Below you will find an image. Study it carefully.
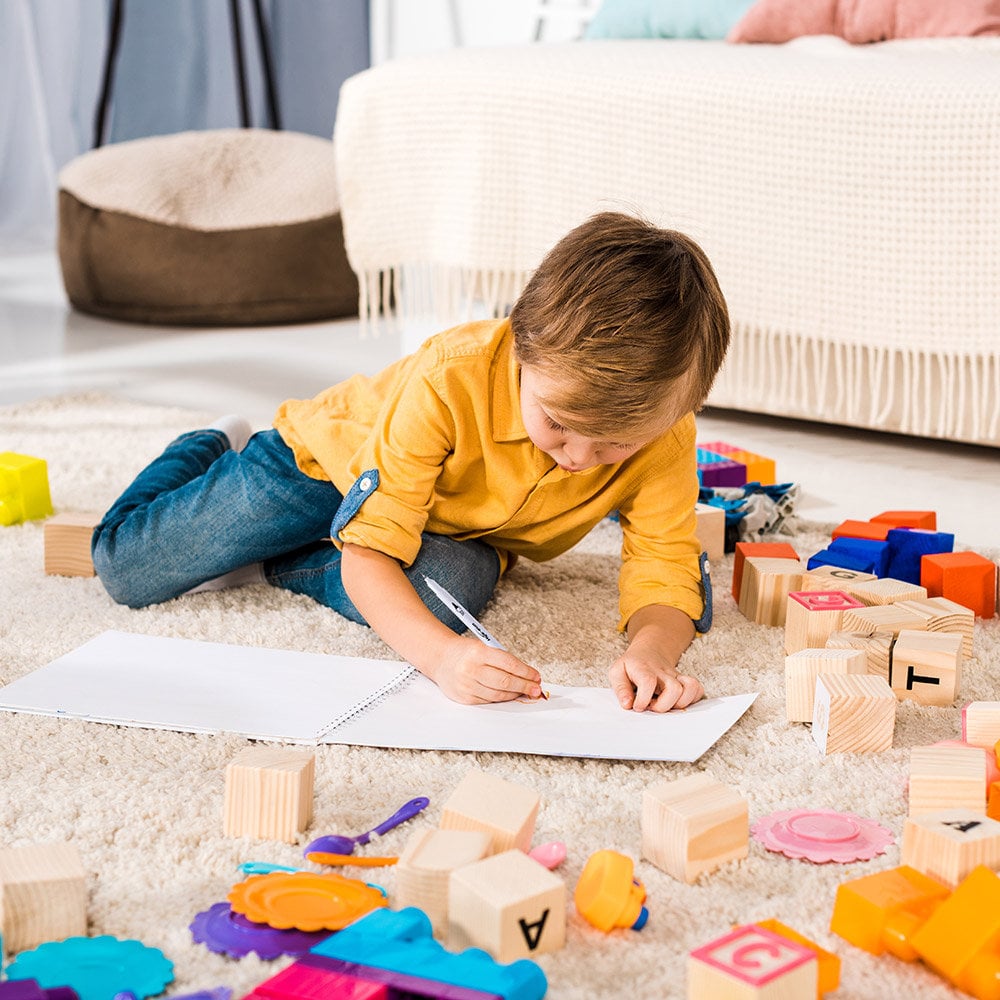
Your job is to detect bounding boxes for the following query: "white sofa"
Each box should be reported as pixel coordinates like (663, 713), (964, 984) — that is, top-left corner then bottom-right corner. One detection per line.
(333, 36), (1000, 447)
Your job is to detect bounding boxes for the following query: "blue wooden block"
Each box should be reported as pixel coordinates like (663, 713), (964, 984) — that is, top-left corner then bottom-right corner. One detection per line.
(885, 528), (955, 585)
(828, 536), (890, 577)
(309, 908), (547, 1000)
(807, 548), (877, 574)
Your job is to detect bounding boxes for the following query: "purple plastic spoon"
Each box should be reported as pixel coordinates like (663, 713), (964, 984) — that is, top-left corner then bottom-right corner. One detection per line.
(304, 796), (429, 857)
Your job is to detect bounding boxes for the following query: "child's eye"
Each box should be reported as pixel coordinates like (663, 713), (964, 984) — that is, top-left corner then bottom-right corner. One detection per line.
(546, 416), (567, 432)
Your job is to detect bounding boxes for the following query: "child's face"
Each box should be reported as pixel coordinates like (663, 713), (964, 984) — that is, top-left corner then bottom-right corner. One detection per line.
(519, 366), (649, 472)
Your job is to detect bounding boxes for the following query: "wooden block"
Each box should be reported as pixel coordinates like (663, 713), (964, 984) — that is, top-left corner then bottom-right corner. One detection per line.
(695, 502), (726, 562)
(0, 841), (87, 952)
(223, 747), (315, 842)
(753, 919), (841, 996)
(963, 702), (1000, 749)
(824, 630), (894, 683)
(0, 452), (53, 525)
(812, 674), (895, 754)
(688, 923), (818, 1000)
(922, 551), (998, 619)
(731, 542), (799, 603)
(871, 510), (937, 530)
(901, 809), (1000, 888)
(840, 603), (925, 637)
(440, 770), (539, 854)
(43, 511), (100, 576)
(890, 629), (962, 707)
(738, 557), (804, 627)
(895, 597), (975, 658)
(448, 849), (565, 962)
(908, 745), (986, 816)
(801, 565), (877, 598)
(850, 578), (927, 607)
(395, 828), (492, 938)
(641, 772), (748, 883)
(784, 647), (867, 723)
(783, 590), (865, 654)
(990, 782), (1000, 821)
(831, 519), (891, 541)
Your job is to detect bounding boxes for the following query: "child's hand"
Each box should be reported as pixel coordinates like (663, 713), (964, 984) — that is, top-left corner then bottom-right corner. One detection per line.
(609, 646), (704, 713)
(433, 634), (544, 705)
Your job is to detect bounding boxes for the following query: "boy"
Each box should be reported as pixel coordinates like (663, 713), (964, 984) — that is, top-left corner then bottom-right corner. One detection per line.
(92, 211), (730, 712)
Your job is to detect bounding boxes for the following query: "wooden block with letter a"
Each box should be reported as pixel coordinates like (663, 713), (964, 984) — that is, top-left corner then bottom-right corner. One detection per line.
(43, 511), (99, 576)
(812, 673), (895, 754)
(448, 848), (566, 962)
(784, 590), (865, 654)
(908, 745), (986, 816)
(785, 647), (866, 723)
(641, 772), (748, 883)
(901, 809), (1000, 888)
(738, 557), (804, 627)
(890, 629), (962, 707)
(687, 923), (818, 1000)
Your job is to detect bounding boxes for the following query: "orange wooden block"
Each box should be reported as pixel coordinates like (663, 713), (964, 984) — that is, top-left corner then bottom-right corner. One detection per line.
(921, 551), (998, 619)
(871, 510), (937, 530)
(831, 519), (891, 542)
(829, 864), (950, 961)
(910, 865), (1000, 995)
(731, 541), (799, 602)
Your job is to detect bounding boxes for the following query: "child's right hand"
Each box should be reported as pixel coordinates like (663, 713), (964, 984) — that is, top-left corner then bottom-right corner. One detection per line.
(432, 634), (544, 705)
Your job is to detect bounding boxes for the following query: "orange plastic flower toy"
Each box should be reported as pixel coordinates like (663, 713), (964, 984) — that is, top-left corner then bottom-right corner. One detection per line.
(574, 850), (648, 932)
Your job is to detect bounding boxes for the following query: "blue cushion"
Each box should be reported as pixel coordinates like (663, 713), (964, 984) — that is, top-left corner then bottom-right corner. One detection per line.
(584, 0), (755, 39)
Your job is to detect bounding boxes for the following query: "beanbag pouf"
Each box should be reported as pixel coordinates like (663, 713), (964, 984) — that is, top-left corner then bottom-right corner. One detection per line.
(57, 129), (358, 326)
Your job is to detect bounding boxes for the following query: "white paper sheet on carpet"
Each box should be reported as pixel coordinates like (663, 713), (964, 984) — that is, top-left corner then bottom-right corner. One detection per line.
(0, 630), (756, 761)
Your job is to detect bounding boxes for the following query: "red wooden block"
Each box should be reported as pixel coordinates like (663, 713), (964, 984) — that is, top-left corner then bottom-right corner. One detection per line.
(921, 551), (998, 619)
(732, 541), (799, 603)
(831, 520), (891, 542)
(871, 510), (937, 530)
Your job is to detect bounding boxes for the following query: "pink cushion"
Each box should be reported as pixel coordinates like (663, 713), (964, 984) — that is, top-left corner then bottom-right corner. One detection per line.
(728, 0), (1000, 43)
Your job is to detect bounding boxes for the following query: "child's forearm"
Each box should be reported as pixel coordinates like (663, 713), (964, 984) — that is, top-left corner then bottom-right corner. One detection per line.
(625, 604), (695, 668)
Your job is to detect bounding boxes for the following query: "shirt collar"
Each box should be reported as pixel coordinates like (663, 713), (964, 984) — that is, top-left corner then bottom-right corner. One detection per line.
(491, 320), (528, 442)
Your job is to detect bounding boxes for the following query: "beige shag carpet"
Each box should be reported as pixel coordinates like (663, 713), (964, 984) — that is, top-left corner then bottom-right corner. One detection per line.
(1, 393), (996, 999)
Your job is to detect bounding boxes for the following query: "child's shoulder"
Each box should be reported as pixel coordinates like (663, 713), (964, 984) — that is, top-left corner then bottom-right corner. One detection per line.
(421, 318), (511, 363)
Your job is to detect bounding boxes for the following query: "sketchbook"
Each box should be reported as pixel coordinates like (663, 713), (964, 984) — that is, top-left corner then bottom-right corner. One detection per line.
(0, 631), (757, 763)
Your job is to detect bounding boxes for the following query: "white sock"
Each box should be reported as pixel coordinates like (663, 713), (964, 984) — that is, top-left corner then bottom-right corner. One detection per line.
(186, 562), (266, 594)
(209, 414), (253, 453)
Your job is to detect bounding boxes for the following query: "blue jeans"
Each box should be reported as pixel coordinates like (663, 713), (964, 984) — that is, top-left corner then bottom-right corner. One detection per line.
(91, 428), (501, 633)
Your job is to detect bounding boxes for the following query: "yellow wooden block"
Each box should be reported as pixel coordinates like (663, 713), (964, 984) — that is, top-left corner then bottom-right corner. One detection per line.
(812, 673), (895, 754)
(641, 772), (748, 883)
(908, 745), (986, 816)
(440, 769), (540, 854)
(448, 849), (565, 962)
(0, 841), (87, 952)
(902, 809), (1000, 888)
(223, 747), (315, 842)
(784, 647), (867, 723)
(890, 629), (963, 707)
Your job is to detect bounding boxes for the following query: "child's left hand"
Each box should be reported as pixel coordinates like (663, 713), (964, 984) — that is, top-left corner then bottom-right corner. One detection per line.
(609, 649), (704, 712)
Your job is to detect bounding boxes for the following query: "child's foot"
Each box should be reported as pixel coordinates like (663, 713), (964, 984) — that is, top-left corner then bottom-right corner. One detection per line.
(210, 414), (253, 453)
(186, 562), (266, 594)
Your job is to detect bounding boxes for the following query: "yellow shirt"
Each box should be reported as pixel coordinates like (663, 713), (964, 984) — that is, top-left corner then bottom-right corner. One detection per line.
(273, 318), (703, 629)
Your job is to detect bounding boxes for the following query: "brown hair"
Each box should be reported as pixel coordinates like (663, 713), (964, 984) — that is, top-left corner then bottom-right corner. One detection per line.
(509, 211), (730, 438)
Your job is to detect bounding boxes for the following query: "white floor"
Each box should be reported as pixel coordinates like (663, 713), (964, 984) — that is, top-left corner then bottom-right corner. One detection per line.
(2, 249), (997, 551)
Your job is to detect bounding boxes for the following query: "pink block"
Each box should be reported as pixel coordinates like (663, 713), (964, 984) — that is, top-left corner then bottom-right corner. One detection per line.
(247, 962), (389, 1000)
(691, 924), (815, 986)
(788, 590), (864, 612)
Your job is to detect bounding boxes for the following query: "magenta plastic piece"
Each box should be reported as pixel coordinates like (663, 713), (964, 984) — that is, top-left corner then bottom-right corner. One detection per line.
(752, 808), (894, 863)
(301, 955), (503, 999)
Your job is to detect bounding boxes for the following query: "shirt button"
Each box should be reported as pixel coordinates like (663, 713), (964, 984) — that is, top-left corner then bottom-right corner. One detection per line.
(359, 477), (372, 492)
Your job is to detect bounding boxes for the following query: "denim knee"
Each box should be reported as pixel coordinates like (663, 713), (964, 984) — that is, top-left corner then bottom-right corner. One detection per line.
(91, 523), (171, 608)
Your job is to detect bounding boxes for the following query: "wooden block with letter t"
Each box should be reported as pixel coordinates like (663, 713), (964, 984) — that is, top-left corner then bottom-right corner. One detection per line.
(641, 772), (748, 883)
(908, 744), (986, 816)
(901, 809), (1000, 888)
(812, 673), (895, 754)
(825, 629), (894, 683)
(448, 848), (566, 962)
(890, 629), (962, 707)
(43, 511), (99, 576)
(785, 647), (867, 723)
(687, 923), (818, 1000)
(784, 590), (865, 654)
(738, 557), (804, 627)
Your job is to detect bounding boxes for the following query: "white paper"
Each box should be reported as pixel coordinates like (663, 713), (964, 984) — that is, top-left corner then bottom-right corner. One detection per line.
(0, 631), (757, 762)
